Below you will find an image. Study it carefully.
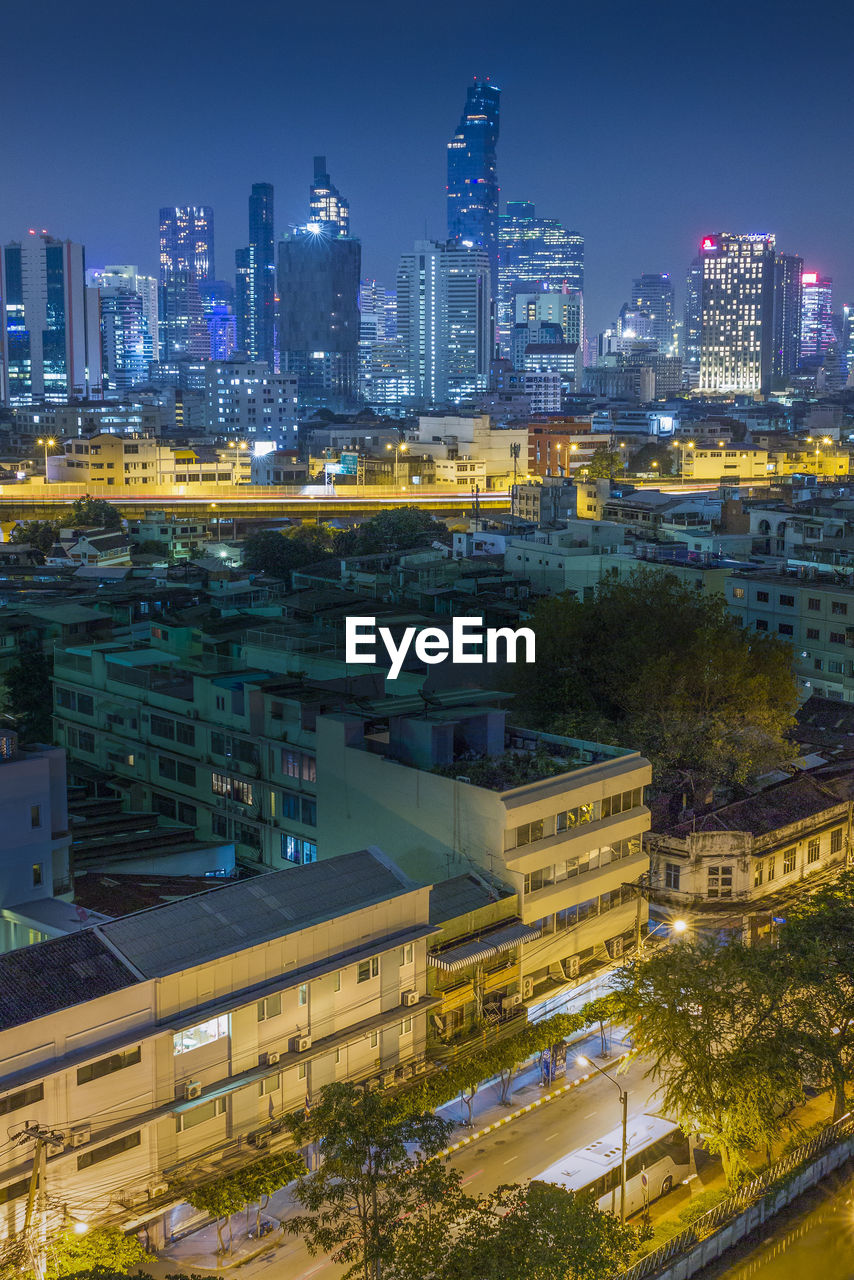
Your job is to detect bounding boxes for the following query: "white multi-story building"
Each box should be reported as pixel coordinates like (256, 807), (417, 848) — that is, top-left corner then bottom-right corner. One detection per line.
(396, 241), (491, 406)
(205, 359), (298, 445)
(524, 372), (562, 414)
(698, 233), (777, 395)
(406, 414), (526, 489)
(87, 266), (160, 364)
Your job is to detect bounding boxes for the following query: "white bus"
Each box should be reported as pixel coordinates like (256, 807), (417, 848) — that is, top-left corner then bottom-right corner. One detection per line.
(533, 1113), (692, 1218)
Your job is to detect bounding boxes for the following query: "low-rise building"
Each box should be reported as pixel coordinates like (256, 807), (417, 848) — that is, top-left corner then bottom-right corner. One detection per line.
(527, 418), (596, 479)
(677, 444), (769, 482)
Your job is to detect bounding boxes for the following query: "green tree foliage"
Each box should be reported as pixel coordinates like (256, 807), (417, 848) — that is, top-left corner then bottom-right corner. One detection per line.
(580, 446), (625, 480)
(512, 572), (798, 791)
(284, 1081), (457, 1280)
(778, 870), (854, 1119)
(335, 508), (449, 556)
(41, 1227), (147, 1279)
(179, 1151), (304, 1254)
(613, 939), (801, 1186)
(4, 644), (53, 742)
(9, 520), (61, 553)
(68, 497), (122, 530)
(241, 525), (335, 580)
(629, 442), (675, 476)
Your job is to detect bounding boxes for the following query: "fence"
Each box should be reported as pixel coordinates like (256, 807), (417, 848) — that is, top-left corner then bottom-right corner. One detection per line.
(613, 1111), (854, 1280)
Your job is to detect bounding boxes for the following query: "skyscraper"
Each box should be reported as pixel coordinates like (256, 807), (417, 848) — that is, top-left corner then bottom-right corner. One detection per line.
(683, 256), (703, 377)
(309, 157), (349, 237)
(0, 233), (92, 405)
(96, 290), (154, 397)
(397, 241), (491, 406)
(771, 253), (803, 381)
(87, 265), (160, 363)
(800, 272), (834, 368)
(199, 280), (238, 362)
(278, 160), (359, 407)
(497, 202), (584, 352)
(158, 206), (213, 362)
(698, 233), (777, 395)
(235, 184), (276, 366)
(630, 273), (676, 353)
(447, 79), (500, 300)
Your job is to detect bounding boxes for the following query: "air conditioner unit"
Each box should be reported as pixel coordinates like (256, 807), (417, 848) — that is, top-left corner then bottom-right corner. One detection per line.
(566, 955), (580, 979)
(247, 1131), (269, 1150)
(396, 1064), (413, 1081)
(124, 1189), (150, 1207)
(401, 990), (419, 1007)
(291, 1035), (312, 1053)
(148, 1181), (169, 1199)
(184, 1081), (203, 1100)
(413, 1061), (429, 1075)
(607, 937), (624, 960)
(69, 1125), (90, 1148)
(502, 994), (523, 1012)
(522, 978), (534, 1000)
(381, 1070), (396, 1088)
(259, 1050), (280, 1067)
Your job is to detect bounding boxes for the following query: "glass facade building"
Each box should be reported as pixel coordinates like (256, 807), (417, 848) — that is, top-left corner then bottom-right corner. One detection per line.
(630, 273), (676, 354)
(447, 79), (501, 301)
(235, 184), (276, 366)
(309, 157), (349, 237)
(771, 253), (803, 381)
(800, 272), (834, 368)
(497, 202), (583, 354)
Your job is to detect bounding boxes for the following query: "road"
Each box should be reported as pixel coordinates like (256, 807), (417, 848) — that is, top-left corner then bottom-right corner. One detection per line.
(150, 1054), (660, 1280)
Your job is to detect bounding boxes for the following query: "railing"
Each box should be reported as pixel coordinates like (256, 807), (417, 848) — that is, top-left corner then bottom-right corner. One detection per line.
(613, 1112), (854, 1280)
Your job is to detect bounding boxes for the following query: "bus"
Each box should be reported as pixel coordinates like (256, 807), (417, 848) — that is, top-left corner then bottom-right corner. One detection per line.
(533, 1113), (693, 1218)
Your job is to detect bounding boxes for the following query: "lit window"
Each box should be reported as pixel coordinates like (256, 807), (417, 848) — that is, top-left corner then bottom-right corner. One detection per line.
(173, 1015), (230, 1055)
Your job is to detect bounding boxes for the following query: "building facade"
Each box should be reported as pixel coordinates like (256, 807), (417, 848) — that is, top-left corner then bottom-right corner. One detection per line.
(447, 78), (501, 301)
(235, 184), (276, 367)
(800, 272), (834, 368)
(630, 273), (675, 354)
(204, 359), (298, 443)
(497, 202), (583, 352)
(698, 233), (777, 396)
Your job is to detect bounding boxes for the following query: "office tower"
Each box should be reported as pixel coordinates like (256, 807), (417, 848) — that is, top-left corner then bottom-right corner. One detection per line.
(497, 202), (584, 351)
(87, 266), (160, 362)
(397, 241), (491, 405)
(513, 290), (582, 348)
(800, 272), (834, 368)
(683, 256), (702, 374)
(0, 233), (92, 405)
(698, 233), (777, 395)
(235, 184), (276, 365)
(97, 289), (154, 397)
(309, 157), (349, 237)
(843, 305), (854, 385)
(511, 320), (564, 371)
(199, 280), (237, 361)
(158, 272), (208, 361)
(447, 78), (501, 300)
(359, 279), (397, 342)
(630, 273), (676, 353)
(158, 206), (214, 283)
(358, 280), (407, 405)
(771, 253), (803, 381)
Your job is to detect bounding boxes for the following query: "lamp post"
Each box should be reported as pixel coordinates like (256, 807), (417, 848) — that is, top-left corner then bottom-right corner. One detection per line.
(639, 916), (687, 955)
(385, 440), (407, 488)
(576, 1056), (628, 1223)
(36, 437), (56, 483)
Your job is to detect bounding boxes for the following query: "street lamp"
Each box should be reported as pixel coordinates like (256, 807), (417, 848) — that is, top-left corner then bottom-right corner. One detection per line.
(639, 917), (687, 955)
(385, 440), (408, 488)
(36, 437), (56, 483)
(577, 1055), (628, 1223)
(209, 503), (220, 541)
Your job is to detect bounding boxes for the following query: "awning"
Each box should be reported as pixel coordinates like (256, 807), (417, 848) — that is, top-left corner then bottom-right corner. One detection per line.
(428, 921), (541, 973)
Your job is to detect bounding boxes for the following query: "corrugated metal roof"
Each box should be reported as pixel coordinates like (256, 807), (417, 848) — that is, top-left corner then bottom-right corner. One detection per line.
(428, 921), (541, 972)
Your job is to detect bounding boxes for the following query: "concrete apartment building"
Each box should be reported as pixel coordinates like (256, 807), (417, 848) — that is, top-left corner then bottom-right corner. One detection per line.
(647, 770), (853, 943)
(316, 707), (652, 1016)
(405, 415), (527, 490)
(677, 444), (770, 482)
(725, 571), (854, 701)
(0, 850), (435, 1246)
(46, 435), (252, 486)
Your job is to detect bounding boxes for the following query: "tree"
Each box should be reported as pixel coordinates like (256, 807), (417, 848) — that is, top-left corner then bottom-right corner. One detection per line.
(629, 442), (675, 476)
(613, 938), (801, 1185)
(511, 572), (798, 793)
(284, 1081), (457, 1280)
(182, 1173), (246, 1256)
(41, 1227), (146, 1279)
(179, 1151), (303, 1254)
(434, 1181), (639, 1280)
(580, 446), (624, 481)
(67, 497), (121, 531)
(240, 1151), (305, 1231)
(340, 508), (449, 556)
(779, 871), (854, 1119)
(242, 526), (335, 581)
(4, 645), (53, 742)
(9, 520), (60, 554)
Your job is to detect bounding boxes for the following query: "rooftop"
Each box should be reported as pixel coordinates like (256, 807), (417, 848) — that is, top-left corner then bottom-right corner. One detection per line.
(670, 770), (854, 838)
(0, 931), (138, 1032)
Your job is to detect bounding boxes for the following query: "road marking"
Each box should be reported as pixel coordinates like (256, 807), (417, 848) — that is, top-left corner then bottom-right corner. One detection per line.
(545, 1131), (560, 1140)
(503, 1156), (517, 1164)
(583, 1111), (597, 1118)
(461, 1169), (483, 1185)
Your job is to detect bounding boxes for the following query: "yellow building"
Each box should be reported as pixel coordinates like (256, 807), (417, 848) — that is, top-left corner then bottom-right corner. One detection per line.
(677, 443), (769, 481)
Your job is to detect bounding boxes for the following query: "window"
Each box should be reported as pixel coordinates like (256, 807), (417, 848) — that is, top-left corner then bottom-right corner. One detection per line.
(556, 802), (598, 831)
(358, 957), (380, 983)
(30, 806), (41, 829)
(832, 602), (848, 615)
(298, 1062), (307, 1080)
(778, 624), (794, 636)
(258, 1074), (279, 1097)
(783, 848), (796, 874)
(664, 862), (680, 891)
(159, 756), (196, 786)
(829, 632), (846, 644)
(830, 827), (843, 854)
(807, 628), (821, 640)
(829, 660), (844, 674)
(779, 594), (795, 607)
(176, 1097), (226, 1131)
(707, 865), (733, 898)
(282, 835), (316, 864)
(176, 722), (196, 747)
(807, 598), (821, 611)
(257, 994), (281, 1022)
(807, 837), (820, 864)
(732, 587), (745, 599)
(173, 1015), (229, 1055)
(211, 773), (253, 805)
(280, 791), (300, 820)
(150, 714), (175, 740)
(755, 620), (768, 632)
(400, 1017), (412, 1036)
(32, 864), (43, 888)
(78, 1046), (141, 1085)
(301, 798), (317, 826)
(0, 1177), (32, 1206)
(401, 943), (414, 965)
(756, 590), (769, 603)
(298, 983), (308, 1006)
(754, 861), (764, 888)
(515, 818), (544, 847)
(370, 1030), (379, 1049)
(77, 1131), (141, 1170)
(334, 971), (341, 991)
(0, 1083), (44, 1116)
(814, 658), (824, 671)
(766, 856), (775, 881)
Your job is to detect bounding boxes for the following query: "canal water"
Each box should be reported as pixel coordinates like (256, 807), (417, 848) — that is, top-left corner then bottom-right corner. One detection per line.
(704, 1160), (854, 1280)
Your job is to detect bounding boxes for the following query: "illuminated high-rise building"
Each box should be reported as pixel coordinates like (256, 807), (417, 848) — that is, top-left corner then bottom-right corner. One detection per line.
(771, 253), (803, 381)
(497, 202), (583, 352)
(630, 273), (676, 353)
(235, 183), (276, 366)
(87, 265), (160, 363)
(397, 240), (491, 405)
(0, 233), (92, 405)
(800, 272), (834, 368)
(698, 233), (777, 395)
(683, 256), (702, 375)
(513, 291), (582, 347)
(96, 290), (154, 397)
(309, 157), (349, 237)
(199, 280), (237, 362)
(158, 206), (213, 361)
(447, 79), (500, 300)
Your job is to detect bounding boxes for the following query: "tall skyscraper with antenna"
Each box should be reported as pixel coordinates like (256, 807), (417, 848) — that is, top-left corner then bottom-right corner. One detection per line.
(447, 78), (500, 302)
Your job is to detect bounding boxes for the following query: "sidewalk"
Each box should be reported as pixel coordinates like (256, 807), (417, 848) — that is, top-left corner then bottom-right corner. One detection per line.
(153, 1025), (631, 1275)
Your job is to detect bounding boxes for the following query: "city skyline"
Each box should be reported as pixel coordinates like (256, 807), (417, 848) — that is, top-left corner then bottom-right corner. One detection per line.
(3, 0), (853, 335)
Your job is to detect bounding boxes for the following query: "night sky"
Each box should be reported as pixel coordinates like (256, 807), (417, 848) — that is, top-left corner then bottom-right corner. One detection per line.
(4, 0), (853, 333)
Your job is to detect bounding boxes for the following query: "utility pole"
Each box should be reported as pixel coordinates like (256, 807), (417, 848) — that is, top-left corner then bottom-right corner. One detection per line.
(13, 1122), (65, 1280)
(510, 442), (520, 520)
